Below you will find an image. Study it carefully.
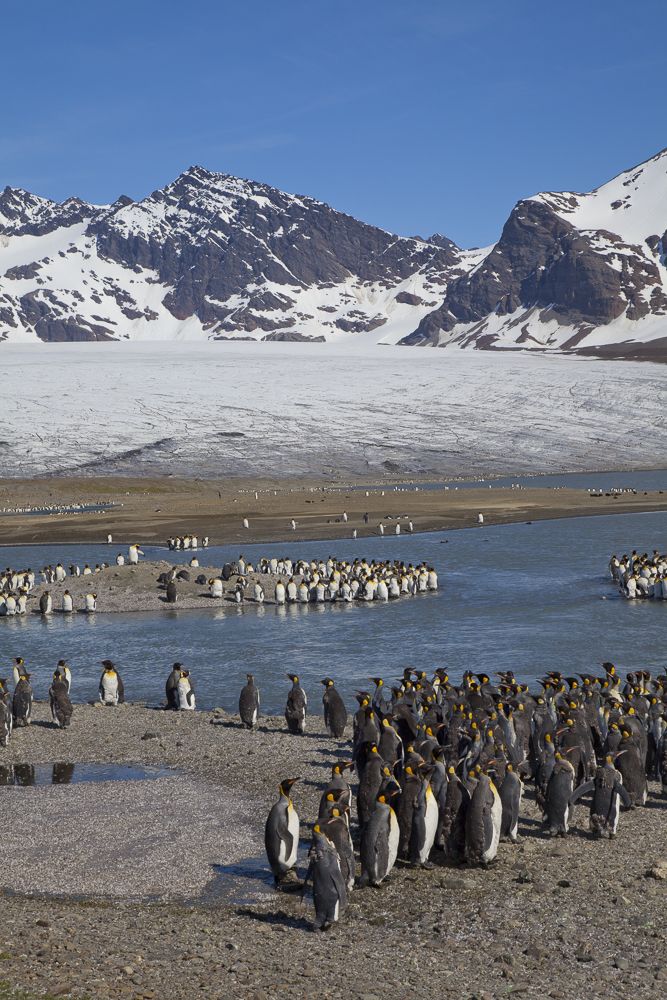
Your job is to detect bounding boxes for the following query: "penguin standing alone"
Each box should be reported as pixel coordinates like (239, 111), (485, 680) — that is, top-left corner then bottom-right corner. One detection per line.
(49, 671), (73, 729)
(265, 777), (301, 886)
(239, 674), (260, 729)
(99, 660), (125, 706)
(285, 674), (307, 734)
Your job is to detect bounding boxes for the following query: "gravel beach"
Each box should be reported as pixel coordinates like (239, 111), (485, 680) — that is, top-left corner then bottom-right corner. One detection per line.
(0, 702), (664, 999)
(18, 561), (432, 616)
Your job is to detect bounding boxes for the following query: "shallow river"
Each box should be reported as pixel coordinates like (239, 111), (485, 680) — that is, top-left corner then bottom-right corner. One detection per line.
(0, 511), (664, 712)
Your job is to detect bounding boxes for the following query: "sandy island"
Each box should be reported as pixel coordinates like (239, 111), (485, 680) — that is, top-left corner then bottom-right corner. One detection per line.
(0, 474), (665, 547)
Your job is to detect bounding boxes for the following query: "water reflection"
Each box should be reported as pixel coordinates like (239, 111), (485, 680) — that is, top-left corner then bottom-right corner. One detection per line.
(0, 763), (174, 786)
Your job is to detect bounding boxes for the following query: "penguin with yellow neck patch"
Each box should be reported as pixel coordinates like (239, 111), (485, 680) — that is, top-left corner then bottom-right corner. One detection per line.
(304, 824), (348, 930)
(464, 771), (503, 866)
(359, 789), (400, 887)
(99, 660), (124, 706)
(12, 672), (33, 728)
(285, 674), (307, 734)
(321, 678), (347, 738)
(265, 777), (301, 887)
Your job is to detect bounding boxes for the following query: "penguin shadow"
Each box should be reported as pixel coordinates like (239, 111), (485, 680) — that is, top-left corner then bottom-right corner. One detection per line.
(30, 719), (63, 731)
(235, 905), (310, 931)
(644, 796), (667, 811)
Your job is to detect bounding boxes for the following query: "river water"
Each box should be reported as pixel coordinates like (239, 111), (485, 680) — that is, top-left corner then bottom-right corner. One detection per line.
(0, 511), (664, 712)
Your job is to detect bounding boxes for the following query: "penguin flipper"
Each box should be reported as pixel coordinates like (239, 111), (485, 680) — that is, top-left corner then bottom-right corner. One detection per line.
(570, 780), (594, 805)
(616, 782), (632, 809)
(117, 677), (125, 703)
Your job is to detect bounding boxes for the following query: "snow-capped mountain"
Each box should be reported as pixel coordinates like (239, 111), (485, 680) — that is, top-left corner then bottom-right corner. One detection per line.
(1, 151), (666, 358)
(403, 148), (667, 359)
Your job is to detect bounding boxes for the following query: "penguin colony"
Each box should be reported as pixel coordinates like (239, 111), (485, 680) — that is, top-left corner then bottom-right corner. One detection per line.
(0, 656), (204, 748)
(609, 549), (667, 599)
(0, 657), (135, 746)
(177, 554), (438, 606)
(0, 560), (110, 615)
(263, 664), (667, 931)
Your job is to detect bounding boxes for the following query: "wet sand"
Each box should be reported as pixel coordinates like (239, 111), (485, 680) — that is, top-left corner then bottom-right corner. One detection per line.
(0, 702), (664, 999)
(0, 474), (665, 546)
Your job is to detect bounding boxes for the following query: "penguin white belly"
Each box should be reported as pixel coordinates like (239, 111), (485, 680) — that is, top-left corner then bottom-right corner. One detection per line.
(387, 809), (400, 875)
(286, 804), (299, 867)
(420, 788), (439, 862)
(483, 787), (503, 863)
(609, 795), (620, 834)
(102, 678), (118, 704)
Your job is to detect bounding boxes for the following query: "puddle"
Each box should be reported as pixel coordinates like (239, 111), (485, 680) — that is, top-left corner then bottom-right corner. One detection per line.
(203, 856), (277, 905)
(0, 762), (176, 786)
(199, 840), (312, 906)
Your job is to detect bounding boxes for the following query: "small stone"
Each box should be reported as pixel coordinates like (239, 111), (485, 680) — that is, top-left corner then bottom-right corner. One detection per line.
(646, 861), (667, 880)
(35, 919), (50, 928)
(557, 879), (571, 888)
(123, 965), (135, 976)
(141, 732), (159, 741)
(614, 957), (629, 970)
(575, 944), (594, 963)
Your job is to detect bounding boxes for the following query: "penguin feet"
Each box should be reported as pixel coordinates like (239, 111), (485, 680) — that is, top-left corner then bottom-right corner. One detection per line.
(421, 861), (436, 871)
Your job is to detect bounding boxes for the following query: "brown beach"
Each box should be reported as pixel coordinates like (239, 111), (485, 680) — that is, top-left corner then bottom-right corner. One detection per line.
(0, 475), (665, 547)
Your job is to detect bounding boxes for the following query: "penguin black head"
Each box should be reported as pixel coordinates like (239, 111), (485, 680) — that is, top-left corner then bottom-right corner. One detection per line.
(321, 678), (335, 687)
(101, 659), (115, 670)
(279, 777), (299, 795)
(287, 673), (299, 683)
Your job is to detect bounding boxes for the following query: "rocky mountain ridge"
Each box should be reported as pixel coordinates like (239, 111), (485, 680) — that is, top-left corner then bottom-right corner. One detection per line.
(1, 150), (666, 359)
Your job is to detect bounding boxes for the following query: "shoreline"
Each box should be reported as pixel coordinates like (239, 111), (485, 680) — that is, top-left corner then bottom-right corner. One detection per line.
(0, 473), (665, 548)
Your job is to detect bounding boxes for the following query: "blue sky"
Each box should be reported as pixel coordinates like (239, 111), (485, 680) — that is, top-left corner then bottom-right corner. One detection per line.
(2, 0), (665, 247)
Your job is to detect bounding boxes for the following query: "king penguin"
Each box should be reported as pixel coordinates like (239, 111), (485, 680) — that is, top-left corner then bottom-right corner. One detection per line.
(570, 755), (632, 837)
(177, 669), (195, 710)
(49, 671), (73, 729)
(165, 662), (183, 710)
(12, 672), (33, 728)
(99, 660), (125, 706)
(359, 789), (400, 887)
(239, 673), (260, 729)
(543, 754), (575, 836)
(306, 824), (348, 930)
(409, 767), (439, 868)
(265, 777), (300, 887)
(464, 771), (503, 866)
(321, 678), (348, 738)
(285, 674), (307, 734)
(499, 764), (523, 843)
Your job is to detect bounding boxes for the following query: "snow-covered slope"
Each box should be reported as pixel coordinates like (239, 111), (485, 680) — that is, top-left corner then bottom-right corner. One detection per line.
(0, 168), (465, 345)
(404, 149), (667, 358)
(1, 151), (667, 358)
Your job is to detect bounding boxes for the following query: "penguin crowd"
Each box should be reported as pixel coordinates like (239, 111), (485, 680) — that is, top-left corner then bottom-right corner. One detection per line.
(200, 554), (438, 606)
(609, 549), (667, 599)
(262, 663), (667, 931)
(167, 535), (209, 550)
